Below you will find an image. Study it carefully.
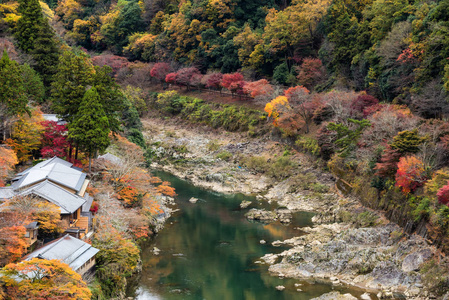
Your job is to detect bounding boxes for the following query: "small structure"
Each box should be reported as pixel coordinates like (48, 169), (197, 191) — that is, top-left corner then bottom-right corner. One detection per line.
(23, 234), (99, 278)
(24, 222), (39, 247)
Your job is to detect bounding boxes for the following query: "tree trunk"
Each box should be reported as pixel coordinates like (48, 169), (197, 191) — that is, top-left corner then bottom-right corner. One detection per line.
(68, 144), (72, 160)
(75, 145), (79, 160)
(89, 153), (92, 173)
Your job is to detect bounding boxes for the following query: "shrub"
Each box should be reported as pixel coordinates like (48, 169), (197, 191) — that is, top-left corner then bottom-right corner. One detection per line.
(296, 136), (320, 156)
(216, 151), (232, 161)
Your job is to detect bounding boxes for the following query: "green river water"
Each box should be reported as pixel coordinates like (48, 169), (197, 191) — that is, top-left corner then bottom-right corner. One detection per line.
(127, 171), (372, 300)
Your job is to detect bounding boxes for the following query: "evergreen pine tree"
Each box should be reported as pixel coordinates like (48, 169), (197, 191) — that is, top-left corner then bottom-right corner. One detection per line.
(20, 63), (45, 104)
(68, 87), (110, 172)
(93, 65), (125, 133)
(0, 50), (28, 116)
(15, 0), (60, 88)
(31, 19), (60, 87)
(15, 0), (44, 53)
(0, 50), (29, 140)
(51, 50), (95, 122)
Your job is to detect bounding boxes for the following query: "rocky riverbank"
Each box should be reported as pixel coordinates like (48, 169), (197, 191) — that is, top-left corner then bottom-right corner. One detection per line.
(142, 117), (448, 299)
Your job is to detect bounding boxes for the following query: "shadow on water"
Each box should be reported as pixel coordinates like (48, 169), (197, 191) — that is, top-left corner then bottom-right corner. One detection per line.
(126, 171), (375, 300)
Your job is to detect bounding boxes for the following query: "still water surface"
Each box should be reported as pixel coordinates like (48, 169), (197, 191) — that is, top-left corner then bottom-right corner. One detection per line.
(127, 171), (368, 300)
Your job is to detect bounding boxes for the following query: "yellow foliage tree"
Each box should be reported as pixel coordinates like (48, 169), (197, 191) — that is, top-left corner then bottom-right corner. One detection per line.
(6, 108), (44, 163)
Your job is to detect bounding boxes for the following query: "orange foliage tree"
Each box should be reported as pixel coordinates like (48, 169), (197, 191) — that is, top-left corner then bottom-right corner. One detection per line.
(0, 147), (18, 186)
(395, 156), (427, 194)
(0, 258), (91, 299)
(0, 213), (27, 266)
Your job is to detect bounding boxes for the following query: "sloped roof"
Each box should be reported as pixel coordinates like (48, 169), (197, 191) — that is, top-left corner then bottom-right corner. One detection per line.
(20, 180), (86, 214)
(81, 193), (94, 213)
(98, 152), (122, 165)
(0, 187), (15, 200)
(12, 157), (86, 192)
(23, 234), (99, 272)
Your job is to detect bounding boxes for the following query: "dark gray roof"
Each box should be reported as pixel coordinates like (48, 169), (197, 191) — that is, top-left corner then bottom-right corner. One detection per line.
(21, 180), (86, 214)
(25, 222), (39, 229)
(13, 157), (86, 192)
(23, 234), (99, 271)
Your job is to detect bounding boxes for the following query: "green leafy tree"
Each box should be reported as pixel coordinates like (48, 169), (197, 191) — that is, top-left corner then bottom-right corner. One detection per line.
(328, 119), (371, 157)
(19, 63), (44, 104)
(68, 87), (110, 172)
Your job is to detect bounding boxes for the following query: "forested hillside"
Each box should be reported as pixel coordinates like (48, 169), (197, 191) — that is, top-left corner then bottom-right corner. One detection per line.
(11, 0), (446, 104)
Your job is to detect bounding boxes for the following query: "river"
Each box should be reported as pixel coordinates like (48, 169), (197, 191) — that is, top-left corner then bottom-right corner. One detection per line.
(126, 171), (370, 300)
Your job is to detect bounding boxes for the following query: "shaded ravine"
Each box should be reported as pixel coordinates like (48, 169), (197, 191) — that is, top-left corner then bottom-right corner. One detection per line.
(126, 171), (370, 300)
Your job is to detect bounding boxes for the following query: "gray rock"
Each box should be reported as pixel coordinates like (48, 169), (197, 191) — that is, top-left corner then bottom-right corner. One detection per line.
(240, 200), (252, 209)
(245, 209), (277, 222)
(401, 248), (433, 272)
(311, 291), (357, 300)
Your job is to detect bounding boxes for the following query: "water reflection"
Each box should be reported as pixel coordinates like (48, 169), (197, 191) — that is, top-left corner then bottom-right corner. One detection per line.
(127, 171), (367, 300)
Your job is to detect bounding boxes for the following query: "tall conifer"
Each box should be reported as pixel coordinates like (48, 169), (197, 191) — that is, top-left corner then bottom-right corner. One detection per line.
(68, 87), (110, 172)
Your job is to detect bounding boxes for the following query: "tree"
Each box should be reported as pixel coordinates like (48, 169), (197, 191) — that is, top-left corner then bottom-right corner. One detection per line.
(3, 196), (63, 239)
(15, 0), (44, 53)
(40, 121), (70, 159)
(15, 0), (60, 87)
(0, 50), (28, 140)
(30, 16), (60, 88)
(150, 62), (172, 83)
(203, 72), (223, 91)
(375, 145), (402, 179)
(19, 64), (44, 104)
(284, 86), (314, 133)
(243, 79), (273, 99)
(390, 129), (427, 154)
(165, 72), (177, 84)
(350, 93), (379, 114)
(296, 58), (326, 89)
(437, 181), (449, 206)
(0, 213), (27, 266)
(91, 55), (129, 75)
(0, 148), (18, 187)
(51, 50), (95, 123)
(176, 67), (201, 90)
(221, 72), (245, 96)
(395, 155), (427, 194)
(91, 224), (140, 297)
(327, 118), (371, 157)
(68, 87), (110, 172)
(1, 258), (91, 299)
(93, 65), (124, 133)
(273, 62), (289, 85)
(6, 108), (44, 163)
